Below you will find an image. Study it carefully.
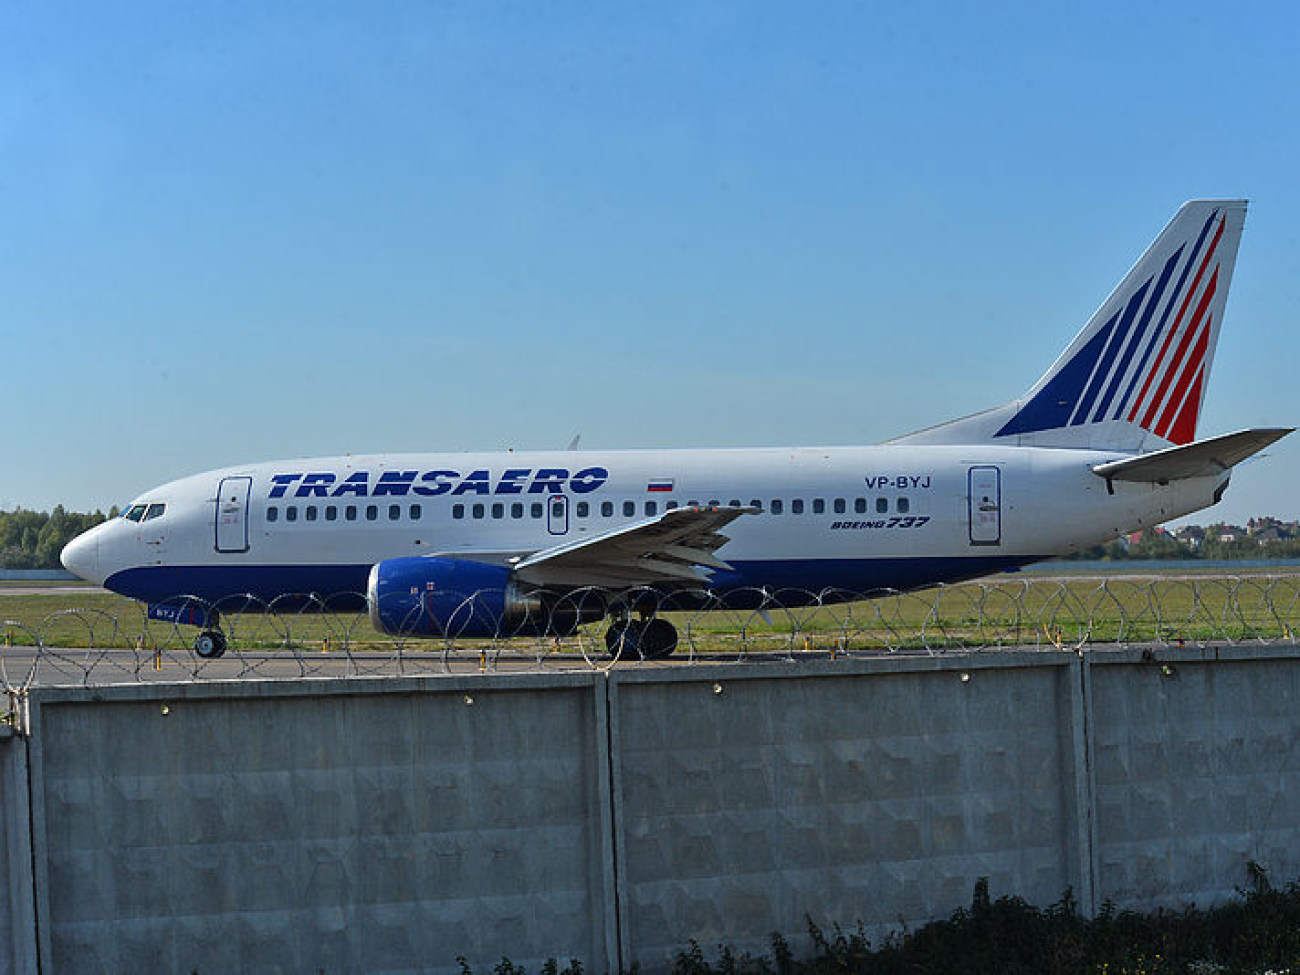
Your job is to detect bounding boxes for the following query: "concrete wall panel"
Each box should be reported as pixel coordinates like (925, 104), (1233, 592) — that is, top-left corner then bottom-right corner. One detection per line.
(1090, 650), (1300, 909)
(28, 677), (612, 975)
(609, 658), (1085, 968)
(0, 726), (37, 975)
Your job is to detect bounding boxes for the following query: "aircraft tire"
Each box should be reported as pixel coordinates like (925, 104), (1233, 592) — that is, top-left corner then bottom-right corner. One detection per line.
(640, 618), (678, 659)
(605, 621), (636, 659)
(194, 630), (228, 659)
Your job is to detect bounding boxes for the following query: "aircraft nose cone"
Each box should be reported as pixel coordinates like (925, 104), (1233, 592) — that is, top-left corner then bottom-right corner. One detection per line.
(61, 531), (102, 584)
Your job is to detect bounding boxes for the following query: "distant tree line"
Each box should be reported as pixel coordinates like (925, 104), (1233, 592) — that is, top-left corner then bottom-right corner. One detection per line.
(0, 507), (114, 570)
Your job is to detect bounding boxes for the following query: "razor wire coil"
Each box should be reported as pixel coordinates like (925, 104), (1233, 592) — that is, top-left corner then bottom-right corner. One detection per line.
(4, 575), (1300, 690)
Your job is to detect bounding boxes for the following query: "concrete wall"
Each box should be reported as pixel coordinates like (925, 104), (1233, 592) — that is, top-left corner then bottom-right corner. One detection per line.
(7, 647), (1300, 973)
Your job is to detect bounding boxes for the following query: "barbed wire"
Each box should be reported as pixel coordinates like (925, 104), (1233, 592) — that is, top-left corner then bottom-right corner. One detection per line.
(3, 575), (1300, 691)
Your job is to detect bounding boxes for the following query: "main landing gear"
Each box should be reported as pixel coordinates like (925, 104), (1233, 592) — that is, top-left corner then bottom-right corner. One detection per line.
(605, 615), (678, 660)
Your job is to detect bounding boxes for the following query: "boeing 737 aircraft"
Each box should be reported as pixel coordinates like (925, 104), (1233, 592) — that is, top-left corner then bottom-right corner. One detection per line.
(62, 200), (1291, 658)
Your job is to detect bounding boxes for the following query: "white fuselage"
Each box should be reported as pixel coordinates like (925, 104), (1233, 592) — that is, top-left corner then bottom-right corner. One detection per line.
(62, 443), (1226, 608)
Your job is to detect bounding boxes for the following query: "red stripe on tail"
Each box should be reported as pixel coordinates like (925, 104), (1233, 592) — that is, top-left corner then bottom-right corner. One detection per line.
(1127, 215), (1225, 426)
(1139, 266), (1218, 432)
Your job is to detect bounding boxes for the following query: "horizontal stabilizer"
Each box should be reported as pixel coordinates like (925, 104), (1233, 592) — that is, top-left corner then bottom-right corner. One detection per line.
(1092, 428), (1292, 483)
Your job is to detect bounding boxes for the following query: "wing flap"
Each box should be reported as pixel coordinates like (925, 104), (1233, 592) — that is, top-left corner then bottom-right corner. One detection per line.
(513, 505), (756, 588)
(1092, 427), (1292, 483)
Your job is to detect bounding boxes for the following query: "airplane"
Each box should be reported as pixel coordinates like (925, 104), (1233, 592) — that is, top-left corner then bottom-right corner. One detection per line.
(61, 199), (1291, 660)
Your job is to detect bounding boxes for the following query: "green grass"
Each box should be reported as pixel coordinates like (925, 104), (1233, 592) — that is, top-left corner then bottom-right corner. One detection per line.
(3, 573), (1300, 654)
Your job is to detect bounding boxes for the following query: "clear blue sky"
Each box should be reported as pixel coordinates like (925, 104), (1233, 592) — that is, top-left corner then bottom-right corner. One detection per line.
(4, 1), (1298, 526)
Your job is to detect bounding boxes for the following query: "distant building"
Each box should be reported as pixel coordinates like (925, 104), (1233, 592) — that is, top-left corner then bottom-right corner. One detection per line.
(1254, 525), (1292, 544)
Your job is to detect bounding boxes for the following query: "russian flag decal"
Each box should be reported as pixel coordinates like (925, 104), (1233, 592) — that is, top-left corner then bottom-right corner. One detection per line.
(647, 478), (674, 493)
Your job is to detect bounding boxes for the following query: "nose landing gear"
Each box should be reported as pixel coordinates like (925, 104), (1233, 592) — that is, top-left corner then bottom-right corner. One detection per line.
(147, 601), (229, 659)
(193, 629), (228, 659)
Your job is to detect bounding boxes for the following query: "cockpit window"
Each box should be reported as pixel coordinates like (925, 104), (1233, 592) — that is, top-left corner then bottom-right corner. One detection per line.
(124, 504), (149, 522)
(143, 503), (166, 521)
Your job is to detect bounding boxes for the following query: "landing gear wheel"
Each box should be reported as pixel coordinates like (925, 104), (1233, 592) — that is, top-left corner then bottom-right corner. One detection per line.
(605, 621), (636, 658)
(194, 630), (227, 659)
(640, 618), (678, 660)
(604, 619), (678, 660)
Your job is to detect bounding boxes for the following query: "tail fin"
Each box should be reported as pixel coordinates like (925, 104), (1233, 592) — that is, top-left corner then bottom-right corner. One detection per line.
(893, 199), (1248, 451)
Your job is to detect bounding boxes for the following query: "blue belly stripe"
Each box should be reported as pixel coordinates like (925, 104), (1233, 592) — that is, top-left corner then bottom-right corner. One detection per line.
(106, 554), (1040, 612)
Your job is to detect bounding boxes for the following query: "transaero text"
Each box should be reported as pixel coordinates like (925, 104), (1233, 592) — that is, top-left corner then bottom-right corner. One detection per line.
(268, 468), (611, 499)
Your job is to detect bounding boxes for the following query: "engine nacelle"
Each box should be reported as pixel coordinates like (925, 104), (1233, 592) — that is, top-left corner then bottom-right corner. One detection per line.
(367, 556), (603, 639)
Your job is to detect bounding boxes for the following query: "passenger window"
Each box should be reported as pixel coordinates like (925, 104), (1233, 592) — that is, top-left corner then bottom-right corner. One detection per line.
(749, 499), (763, 511)
(267, 507), (279, 523)
(306, 506), (317, 521)
(575, 502), (588, 518)
(645, 501), (657, 516)
(366, 505), (378, 521)
(472, 504), (485, 519)
(511, 502), (523, 519)
(855, 498), (867, 514)
(601, 501), (613, 517)
(708, 499), (721, 508)
(833, 498), (846, 514)
(326, 505), (338, 521)
(728, 499), (741, 507)
(410, 504), (421, 520)
(898, 497), (910, 514)
(771, 499), (783, 515)
(286, 506), (298, 522)
(346, 505), (358, 521)
(623, 501), (635, 517)
(876, 498), (888, 514)
(792, 499), (804, 515)
(666, 500), (679, 510)
(452, 504), (465, 520)
(491, 503), (504, 519)
(533, 502), (545, 518)
(813, 499), (825, 514)
(389, 504), (401, 520)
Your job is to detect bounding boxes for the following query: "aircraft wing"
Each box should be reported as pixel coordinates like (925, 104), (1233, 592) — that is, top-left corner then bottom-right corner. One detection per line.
(1092, 428), (1293, 483)
(508, 505), (757, 588)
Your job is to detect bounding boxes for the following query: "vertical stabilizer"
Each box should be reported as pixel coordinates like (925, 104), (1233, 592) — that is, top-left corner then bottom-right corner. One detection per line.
(892, 200), (1248, 451)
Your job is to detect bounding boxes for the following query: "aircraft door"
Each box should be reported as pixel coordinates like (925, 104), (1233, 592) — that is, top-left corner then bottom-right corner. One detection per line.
(547, 494), (569, 536)
(215, 476), (253, 553)
(968, 466), (1002, 546)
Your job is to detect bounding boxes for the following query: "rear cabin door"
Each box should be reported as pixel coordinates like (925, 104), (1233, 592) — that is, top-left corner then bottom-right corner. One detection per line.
(215, 476), (253, 553)
(967, 466), (1002, 546)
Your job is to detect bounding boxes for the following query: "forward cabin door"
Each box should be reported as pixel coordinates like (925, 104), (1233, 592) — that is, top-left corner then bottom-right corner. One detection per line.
(967, 466), (1002, 546)
(215, 476), (253, 553)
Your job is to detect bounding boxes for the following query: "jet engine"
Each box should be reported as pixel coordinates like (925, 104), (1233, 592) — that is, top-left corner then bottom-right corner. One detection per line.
(366, 556), (603, 638)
